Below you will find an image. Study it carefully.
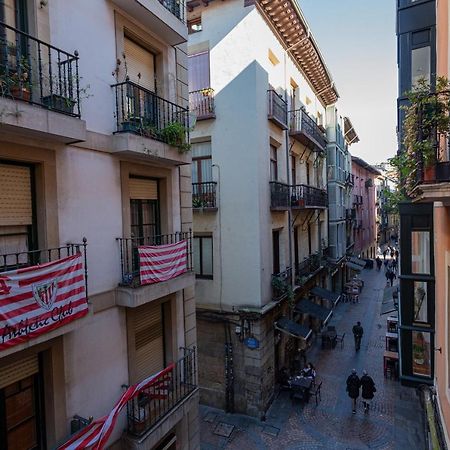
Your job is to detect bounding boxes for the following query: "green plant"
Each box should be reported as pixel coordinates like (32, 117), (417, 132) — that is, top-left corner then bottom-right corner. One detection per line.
(159, 121), (191, 153)
(192, 197), (206, 208)
(0, 55), (31, 95)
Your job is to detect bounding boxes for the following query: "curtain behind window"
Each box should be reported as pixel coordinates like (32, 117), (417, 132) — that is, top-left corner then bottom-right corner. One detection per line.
(188, 51), (210, 91)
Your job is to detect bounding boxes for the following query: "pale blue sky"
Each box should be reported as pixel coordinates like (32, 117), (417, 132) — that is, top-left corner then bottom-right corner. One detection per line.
(301, 0), (397, 164)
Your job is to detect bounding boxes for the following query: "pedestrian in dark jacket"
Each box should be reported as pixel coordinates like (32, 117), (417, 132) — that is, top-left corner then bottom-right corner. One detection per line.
(395, 249), (399, 260)
(346, 369), (361, 414)
(387, 270), (396, 287)
(352, 321), (364, 351)
(360, 370), (376, 413)
(376, 256), (382, 271)
(382, 249), (387, 260)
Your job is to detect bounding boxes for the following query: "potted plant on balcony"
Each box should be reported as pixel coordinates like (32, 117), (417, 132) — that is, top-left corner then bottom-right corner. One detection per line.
(0, 56), (32, 101)
(159, 121), (191, 153)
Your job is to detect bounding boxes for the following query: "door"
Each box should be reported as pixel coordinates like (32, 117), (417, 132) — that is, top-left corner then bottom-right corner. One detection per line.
(294, 227), (299, 269)
(272, 230), (280, 274)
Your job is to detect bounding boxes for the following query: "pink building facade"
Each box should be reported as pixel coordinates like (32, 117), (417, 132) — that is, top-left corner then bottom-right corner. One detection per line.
(351, 157), (380, 259)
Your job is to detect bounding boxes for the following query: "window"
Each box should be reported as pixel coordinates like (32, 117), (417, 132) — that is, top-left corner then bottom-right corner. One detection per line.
(411, 46), (430, 87)
(291, 155), (296, 185)
(124, 37), (156, 92)
(413, 281), (428, 324)
(272, 230), (280, 274)
(268, 49), (280, 66)
(305, 96), (312, 106)
(188, 17), (202, 34)
(270, 145), (278, 181)
(411, 231), (430, 274)
(188, 51), (210, 92)
(412, 331), (431, 377)
(192, 141), (212, 183)
(194, 236), (213, 279)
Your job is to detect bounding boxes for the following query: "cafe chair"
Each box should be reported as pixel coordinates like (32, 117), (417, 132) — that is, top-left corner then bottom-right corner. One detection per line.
(335, 333), (345, 349)
(310, 381), (322, 405)
(290, 386), (305, 403)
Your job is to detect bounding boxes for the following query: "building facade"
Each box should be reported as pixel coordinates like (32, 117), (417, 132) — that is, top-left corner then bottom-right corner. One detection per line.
(351, 157), (380, 260)
(187, 0), (340, 418)
(0, 1), (198, 449)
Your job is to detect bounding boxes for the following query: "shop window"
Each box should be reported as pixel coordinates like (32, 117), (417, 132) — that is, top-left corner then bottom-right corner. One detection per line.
(411, 46), (431, 87)
(413, 281), (428, 324)
(411, 231), (430, 274)
(412, 330), (431, 377)
(194, 236), (213, 279)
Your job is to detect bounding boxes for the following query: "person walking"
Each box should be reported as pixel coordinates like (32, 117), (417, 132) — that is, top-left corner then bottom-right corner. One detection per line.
(395, 249), (399, 260)
(382, 249), (387, 260)
(376, 256), (382, 271)
(360, 370), (376, 413)
(346, 369), (361, 414)
(387, 270), (396, 287)
(352, 321), (364, 351)
(391, 258), (398, 272)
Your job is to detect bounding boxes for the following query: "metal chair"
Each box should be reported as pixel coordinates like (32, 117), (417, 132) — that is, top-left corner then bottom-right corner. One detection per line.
(310, 381), (322, 405)
(335, 333), (345, 349)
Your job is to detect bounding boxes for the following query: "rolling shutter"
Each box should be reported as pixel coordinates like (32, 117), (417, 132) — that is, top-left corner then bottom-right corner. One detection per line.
(129, 177), (158, 200)
(0, 164), (32, 226)
(124, 37), (156, 92)
(133, 302), (164, 383)
(0, 354), (39, 389)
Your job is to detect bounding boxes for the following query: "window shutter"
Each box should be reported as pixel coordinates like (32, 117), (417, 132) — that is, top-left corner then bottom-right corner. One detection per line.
(0, 355), (39, 389)
(129, 178), (158, 200)
(124, 37), (156, 92)
(132, 303), (164, 383)
(0, 164), (32, 226)
(188, 51), (210, 91)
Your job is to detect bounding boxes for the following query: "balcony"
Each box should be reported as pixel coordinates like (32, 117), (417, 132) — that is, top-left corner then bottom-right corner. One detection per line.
(125, 348), (197, 439)
(289, 108), (326, 152)
(189, 88), (215, 120)
(295, 253), (322, 287)
(271, 267), (293, 301)
(0, 22), (86, 143)
(192, 181), (217, 210)
(111, 81), (190, 164)
(291, 184), (328, 209)
(329, 165), (346, 184)
(116, 232), (194, 308)
(270, 181), (290, 210)
(346, 173), (355, 186)
(267, 90), (288, 130)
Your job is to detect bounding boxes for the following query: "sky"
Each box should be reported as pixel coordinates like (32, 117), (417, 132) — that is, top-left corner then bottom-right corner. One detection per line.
(301, 0), (397, 164)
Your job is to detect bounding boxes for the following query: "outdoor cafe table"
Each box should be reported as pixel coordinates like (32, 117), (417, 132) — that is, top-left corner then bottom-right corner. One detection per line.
(289, 376), (313, 402)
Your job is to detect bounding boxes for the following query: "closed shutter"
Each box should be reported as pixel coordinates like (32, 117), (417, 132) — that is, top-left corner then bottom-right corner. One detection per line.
(133, 302), (164, 382)
(0, 354), (39, 389)
(129, 177), (158, 200)
(0, 164), (32, 226)
(188, 51), (210, 91)
(124, 37), (156, 92)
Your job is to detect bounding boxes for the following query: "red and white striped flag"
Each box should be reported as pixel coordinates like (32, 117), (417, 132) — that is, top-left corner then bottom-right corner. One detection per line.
(58, 363), (175, 450)
(0, 253), (88, 350)
(138, 240), (187, 285)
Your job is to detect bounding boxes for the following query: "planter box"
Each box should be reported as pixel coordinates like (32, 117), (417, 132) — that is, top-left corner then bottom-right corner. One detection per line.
(120, 117), (142, 133)
(42, 94), (76, 114)
(10, 86), (31, 102)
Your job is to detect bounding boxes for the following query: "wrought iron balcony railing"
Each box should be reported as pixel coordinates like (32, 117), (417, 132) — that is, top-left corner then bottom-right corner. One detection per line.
(159, 0), (186, 23)
(267, 89), (288, 129)
(126, 347), (197, 437)
(346, 173), (355, 186)
(189, 88), (215, 120)
(270, 181), (290, 210)
(0, 21), (80, 117)
(295, 253), (322, 285)
(112, 81), (189, 148)
(291, 184), (328, 209)
(192, 181), (217, 209)
(271, 267), (292, 300)
(117, 231), (192, 287)
(289, 108), (326, 151)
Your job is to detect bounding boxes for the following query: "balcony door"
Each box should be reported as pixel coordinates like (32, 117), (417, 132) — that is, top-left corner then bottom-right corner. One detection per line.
(188, 51), (210, 92)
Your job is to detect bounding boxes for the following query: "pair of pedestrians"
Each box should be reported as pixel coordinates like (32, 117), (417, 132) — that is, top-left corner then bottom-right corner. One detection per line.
(346, 369), (376, 414)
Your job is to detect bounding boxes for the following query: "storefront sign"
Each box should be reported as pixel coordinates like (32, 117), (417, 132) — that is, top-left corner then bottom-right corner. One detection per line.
(244, 337), (260, 349)
(0, 254), (88, 350)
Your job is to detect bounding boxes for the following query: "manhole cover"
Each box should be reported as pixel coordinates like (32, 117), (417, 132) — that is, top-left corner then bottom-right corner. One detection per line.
(203, 412), (217, 423)
(263, 425), (280, 436)
(213, 422), (234, 438)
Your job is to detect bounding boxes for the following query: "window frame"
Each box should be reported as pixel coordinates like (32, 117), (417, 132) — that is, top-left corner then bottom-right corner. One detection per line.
(194, 235), (213, 279)
(270, 145), (278, 182)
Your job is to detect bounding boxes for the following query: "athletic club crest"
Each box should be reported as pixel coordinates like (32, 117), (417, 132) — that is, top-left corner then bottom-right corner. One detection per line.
(33, 280), (58, 311)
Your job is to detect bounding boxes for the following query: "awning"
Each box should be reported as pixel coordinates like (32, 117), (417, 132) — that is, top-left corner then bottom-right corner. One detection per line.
(346, 261), (363, 272)
(349, 257), (366, 268)
(383, 286), (399, 303)
(310, 286), (340, 306)
(274, 317), (312, 340)
(381, 300), (398, 316)
(294, 299), (333, 323)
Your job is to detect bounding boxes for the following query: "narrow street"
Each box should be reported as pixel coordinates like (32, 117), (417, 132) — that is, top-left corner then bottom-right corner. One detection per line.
(200, 265), (426, 449)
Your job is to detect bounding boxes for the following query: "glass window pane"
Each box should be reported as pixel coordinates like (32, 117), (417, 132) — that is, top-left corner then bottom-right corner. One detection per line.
(202, 238), (213, 276)
(191, 161), (198, 184)
(411, 231), (431, 274)
(412, 46), (431, 87)
(192, 141), (211, 158)
(412, 331), (431, 377)
(413, 281), (428, 324)
(200, 158), (212, 182)
(193, 238), (201, 275)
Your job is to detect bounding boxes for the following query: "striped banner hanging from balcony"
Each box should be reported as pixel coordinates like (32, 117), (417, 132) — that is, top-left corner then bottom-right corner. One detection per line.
(57, 363), (175, 450)
(0, 254), (88, 350)
(138, 240), (187, 285)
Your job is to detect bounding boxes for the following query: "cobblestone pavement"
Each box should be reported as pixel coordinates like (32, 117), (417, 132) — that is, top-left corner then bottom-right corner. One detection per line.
(199, 265), (426, 450)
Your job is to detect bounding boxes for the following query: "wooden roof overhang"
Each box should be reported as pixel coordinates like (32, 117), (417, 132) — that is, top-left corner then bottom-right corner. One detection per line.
(344, 117), (360, 145)
(256, 0), (339, 106)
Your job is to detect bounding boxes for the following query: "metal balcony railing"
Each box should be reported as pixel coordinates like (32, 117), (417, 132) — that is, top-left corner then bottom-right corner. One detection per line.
(192, 181), (217, 209)
(112, 81), (189, 147)
(117, 231), (193, 287)
(158, 0), (186, 22)
(270, 181), (290, 209)
(271, 267), (292, 300)
(346, 173), (355, 186)
(289, 108), (326, 151)
(291, 184), (328, 208)
(295, 253), (322, 285)
(267, 89), (288, 129)
(0, 21), (80, 116)
(126, 347), (197, 437)
(189, 88), (215, 120)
